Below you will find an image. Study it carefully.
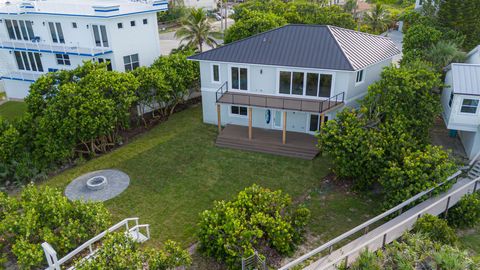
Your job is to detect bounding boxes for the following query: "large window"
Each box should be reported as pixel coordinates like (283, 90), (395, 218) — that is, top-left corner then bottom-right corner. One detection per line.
(461, 99), (479, 114)
(231, 67), (248, 90)
(48, 22), (65, 44)
(212, 64), (220, 82)
(92, 25), (109, 47)
(97, 58), (112, 71)
(14, 51), (43, 72)
(123, 54), (139, 71)
(230, 105), (248, 116)
(309, 114), (329, 132)
(56, 54), (71, 66)
(280, 71), (332, 97)
(5, 19), (35, 41)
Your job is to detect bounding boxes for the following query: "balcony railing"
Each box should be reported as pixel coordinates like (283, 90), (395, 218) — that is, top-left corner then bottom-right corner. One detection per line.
(0, 39), (113, 57)
(215, 81), (345, 114)
(0, 71), (42, 82)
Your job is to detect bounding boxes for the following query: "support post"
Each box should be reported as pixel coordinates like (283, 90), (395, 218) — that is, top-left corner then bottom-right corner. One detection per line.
(217, 104), (221, 133)
(282, 111), (287, 144)
(320, 113), (326, 130)
(444, 196), (451, 218)
(248, 107), (252, 140)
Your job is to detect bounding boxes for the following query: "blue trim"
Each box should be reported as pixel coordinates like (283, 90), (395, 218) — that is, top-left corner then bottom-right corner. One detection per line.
(0, 46), (113, 57)
(0, 7), (167, 18)
(0, 76), (35, 83)
(94, 8), (120, 12)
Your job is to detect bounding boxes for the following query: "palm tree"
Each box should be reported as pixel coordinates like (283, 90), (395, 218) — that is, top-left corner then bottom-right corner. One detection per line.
(426, 41), (467, 71)
(344, 0), (358, 16)
(363, 3), (390, 34)
(175, 8), (218, 53)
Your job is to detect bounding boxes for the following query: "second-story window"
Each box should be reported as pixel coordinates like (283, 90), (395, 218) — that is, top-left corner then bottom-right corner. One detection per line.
(461, 99), (479, 114)
(5, 19), (35, 41)
(212, 64), (220, 82)
(448, 92), (454, 107)
(356, 69), (364, 84)
(280, 71), (332, 97)
(72, 22), (77, 29)
(56, 54), (71, 66)
(143, 19), (148, 25)
(231, 67), (248, 90)
(14, 51), (43, 72)
(117, 23), (123, 29)
(48, 22), (65, 44)
(130, 21), (136, 27)
(124, 54), (139, 71)
(92, 25), (109, 47)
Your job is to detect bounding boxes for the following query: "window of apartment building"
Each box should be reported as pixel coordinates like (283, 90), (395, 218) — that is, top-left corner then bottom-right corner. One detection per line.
(117, 22), (123, 29)
(97, 57), (113, 71)
(123, 54), (139, 71)
(5, 19), (35, 41)
(92, 25), (109, 47)
(448, 92), (454, 107)
(72, 22), (77, 28)
(460, 99), (479, 114)
(309, 114), (329, 132)
(231, 67), (248, 90)
(130, 20), (136, 27)
(56, 54), (71, 66)
(212, 64), (220, 82)
(14, 51), (43, 72)
(356, 69), (364, 84)
(230, 105), (248, 116)
(279, 71), (332, 97)
(143, 19), (148, 25)
(48, 22), (65, 43)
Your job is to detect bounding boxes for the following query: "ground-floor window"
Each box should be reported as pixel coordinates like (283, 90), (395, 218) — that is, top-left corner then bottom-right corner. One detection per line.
(309, 114), (329, 132)
(97, 57), (112, 71)
(56, 54), (71, 66)
(14, 51), (43, 72)
(230, 105), (248, 116)
(123, 54), (139, 71)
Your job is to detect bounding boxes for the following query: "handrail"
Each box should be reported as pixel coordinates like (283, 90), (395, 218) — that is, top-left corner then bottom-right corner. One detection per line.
(318, 176), (480, 270)
(469, 150), (480, 166)
(278, 170), (462, 270)
(215, 81), (228, 102)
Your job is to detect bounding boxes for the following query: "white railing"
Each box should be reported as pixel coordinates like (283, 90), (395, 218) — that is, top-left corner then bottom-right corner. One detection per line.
(0, 38), (112, 56)
(278, 170), (463, 270)
(469, 150), (480, 166)
(42, 217), (150, 270)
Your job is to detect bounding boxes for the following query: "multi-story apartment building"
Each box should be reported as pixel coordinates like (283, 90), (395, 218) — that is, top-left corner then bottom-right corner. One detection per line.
(189, 25), (400, 159)
(0, 0), (167, 99)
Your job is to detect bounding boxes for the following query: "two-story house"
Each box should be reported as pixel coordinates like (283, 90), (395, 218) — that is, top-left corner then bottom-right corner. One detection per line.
(441, 45), (480, 160)
(189, 25), (400, 159)
(0, 0), (167, 100)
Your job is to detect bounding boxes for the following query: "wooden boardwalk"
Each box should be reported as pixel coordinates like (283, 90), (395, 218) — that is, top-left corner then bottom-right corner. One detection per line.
(216, 124), (319, 159)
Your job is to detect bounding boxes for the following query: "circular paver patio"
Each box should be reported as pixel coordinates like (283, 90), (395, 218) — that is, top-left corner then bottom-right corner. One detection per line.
(65, 169), (130, 202)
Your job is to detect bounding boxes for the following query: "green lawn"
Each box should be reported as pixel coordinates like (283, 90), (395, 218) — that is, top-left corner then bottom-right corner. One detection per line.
(0, 101), (27, 121)
(43, 104), (379, 249)
(459, 226), (480, 260)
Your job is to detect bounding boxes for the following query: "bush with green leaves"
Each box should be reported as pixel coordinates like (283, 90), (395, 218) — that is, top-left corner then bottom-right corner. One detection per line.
(75, 233), (191, 270)
(346, 233), (478, 269)
(413, 214), (458, 245)
(197, 184), (310, 268)
(0, 185), (111, 269)
(447, 192), (480, 229)
(224, 10), (287, 43)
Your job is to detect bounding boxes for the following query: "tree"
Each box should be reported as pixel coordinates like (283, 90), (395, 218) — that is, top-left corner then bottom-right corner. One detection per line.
(132, 66), (169, 123)
(224, 11), (287, 43)
(343, 0), (358, 15)
(175, 8), (217, 52)
(402, 24), (443, 64)
(425, 40), (467, 72)
(362, 3), (390, 34)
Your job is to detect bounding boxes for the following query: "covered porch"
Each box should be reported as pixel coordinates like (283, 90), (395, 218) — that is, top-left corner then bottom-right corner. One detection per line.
(216, 124), (320, 159)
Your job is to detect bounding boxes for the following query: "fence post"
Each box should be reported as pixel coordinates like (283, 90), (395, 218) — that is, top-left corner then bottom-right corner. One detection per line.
(382, 233), (387, 248)
(444, 196), (451, 218)
(474, 180), (478, 193)
(42, 242), (60, 270)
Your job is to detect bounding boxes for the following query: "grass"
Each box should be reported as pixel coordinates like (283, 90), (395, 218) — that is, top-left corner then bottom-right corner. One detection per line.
(43, 104), (379, 249)
(459, 225), (480, 260)
(0, 101), (27, 121)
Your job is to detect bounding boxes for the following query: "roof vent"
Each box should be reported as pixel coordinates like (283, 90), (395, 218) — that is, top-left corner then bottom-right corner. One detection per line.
(92, 5), (120, 13)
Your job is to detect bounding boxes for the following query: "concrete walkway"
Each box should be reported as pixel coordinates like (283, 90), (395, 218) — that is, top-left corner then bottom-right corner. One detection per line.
(302, 176), (479, 270)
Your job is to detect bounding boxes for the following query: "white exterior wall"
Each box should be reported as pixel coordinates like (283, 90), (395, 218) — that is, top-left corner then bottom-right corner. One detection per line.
(183, 0), (216, 10)
(0, 11), (162, 99)
(199, 59), (393, 134)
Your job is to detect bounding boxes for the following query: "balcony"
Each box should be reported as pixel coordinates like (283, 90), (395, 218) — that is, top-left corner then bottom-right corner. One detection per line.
(0, 71), (42, 82)
(215, 82), (344, 114)
(0, 39), (113, 57)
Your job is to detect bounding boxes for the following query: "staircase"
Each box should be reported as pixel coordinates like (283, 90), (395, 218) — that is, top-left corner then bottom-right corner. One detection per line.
(468, 161), (480, 179)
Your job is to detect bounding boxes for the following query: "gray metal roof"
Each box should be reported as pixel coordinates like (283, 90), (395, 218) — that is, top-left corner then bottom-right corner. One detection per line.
(451, 63), (480, 95)
(188, 24), (400, 71)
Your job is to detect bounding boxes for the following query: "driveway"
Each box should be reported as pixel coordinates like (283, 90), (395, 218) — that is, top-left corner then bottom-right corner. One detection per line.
(158, 18), (234, 55)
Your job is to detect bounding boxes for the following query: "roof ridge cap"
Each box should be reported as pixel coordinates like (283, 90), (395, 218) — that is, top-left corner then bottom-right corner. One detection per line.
(327, 25), (355, 70)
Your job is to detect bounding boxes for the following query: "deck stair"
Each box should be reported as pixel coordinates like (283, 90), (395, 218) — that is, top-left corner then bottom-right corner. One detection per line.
(468, 161), (480, 179)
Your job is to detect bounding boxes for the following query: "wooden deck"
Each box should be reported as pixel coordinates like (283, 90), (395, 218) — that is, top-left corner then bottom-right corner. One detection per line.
(216, 125), (319, 159)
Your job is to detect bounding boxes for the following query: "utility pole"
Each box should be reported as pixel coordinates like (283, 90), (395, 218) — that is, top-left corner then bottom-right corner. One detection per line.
(220, 0), (224, 31)
(224, 0), (228, 30)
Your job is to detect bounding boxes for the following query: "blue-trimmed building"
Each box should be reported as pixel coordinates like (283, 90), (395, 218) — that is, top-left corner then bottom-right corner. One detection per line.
(0, 0), (168, 99)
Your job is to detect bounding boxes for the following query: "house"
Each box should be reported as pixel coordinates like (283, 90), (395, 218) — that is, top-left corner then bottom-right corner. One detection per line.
(441, 45), (480, 160)
(415, 0), (425, 9)
(188, 25), (400, 159)
(0, 0), (168, 100)
(182, 0), (217, 10)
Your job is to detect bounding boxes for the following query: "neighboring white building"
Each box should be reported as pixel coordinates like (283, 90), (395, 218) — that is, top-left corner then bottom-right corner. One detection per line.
(441, 45), (480, 160)
(0, 0), (168, 100)
(182, 0), (216, 10)
(189, 25), (400, 158)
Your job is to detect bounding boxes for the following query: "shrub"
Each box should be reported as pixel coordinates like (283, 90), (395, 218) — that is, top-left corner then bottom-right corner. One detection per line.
(197, 184), (310, 268)
(413, 214), (457, 245)
(0, 185), (111, 269)
(447, 192), (480, 229)
(75, 233), (191, 270)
